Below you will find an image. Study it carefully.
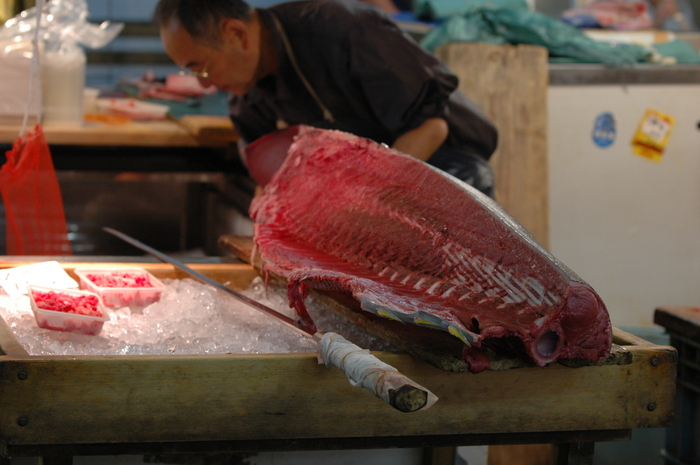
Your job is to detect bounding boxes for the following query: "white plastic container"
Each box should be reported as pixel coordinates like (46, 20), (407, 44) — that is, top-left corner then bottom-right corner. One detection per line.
(74, 268), (166, 308)
(42, 44), (86, 124)
(28, 285), (108, 336)
(83, 87), (100, 114)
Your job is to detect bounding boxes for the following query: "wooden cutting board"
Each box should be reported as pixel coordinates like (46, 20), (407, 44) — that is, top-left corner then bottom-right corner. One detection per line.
(178, 115), (238, 145)
(218, 235), (630, 372)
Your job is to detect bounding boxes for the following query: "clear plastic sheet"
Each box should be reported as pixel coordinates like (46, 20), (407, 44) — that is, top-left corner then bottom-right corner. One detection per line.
(0, 0), (123, 51)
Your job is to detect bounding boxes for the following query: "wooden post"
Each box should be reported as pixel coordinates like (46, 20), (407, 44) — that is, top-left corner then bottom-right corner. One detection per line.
(434, 42), (549, 248)
(556, 442), (596, 465)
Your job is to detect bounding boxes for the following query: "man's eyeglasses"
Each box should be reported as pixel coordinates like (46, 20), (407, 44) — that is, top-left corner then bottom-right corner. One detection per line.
(180, 54), (211, 79)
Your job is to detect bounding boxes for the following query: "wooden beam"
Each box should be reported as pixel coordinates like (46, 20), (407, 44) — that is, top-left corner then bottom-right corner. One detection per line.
(435, 43), (549, 248)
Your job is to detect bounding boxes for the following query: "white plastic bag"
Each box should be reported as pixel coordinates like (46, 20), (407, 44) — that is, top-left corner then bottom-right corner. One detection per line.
(0, 0), (123, 123)
(0, 40), (41, 122)
(0, 0), (124, 50)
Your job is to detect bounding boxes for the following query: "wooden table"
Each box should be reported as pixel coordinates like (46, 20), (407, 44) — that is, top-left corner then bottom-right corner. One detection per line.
(0, 115), (238, 148)
(0, 262), (678, 465)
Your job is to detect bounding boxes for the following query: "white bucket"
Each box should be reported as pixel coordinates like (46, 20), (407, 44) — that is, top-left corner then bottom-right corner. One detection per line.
(42, 44), (86, 124)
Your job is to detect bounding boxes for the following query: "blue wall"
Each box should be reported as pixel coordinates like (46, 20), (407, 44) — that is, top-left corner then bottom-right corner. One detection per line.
(83, 0), (295, 88)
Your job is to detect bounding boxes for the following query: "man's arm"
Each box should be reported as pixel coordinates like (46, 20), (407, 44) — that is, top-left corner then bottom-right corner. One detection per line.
(392, 117), (449, 162)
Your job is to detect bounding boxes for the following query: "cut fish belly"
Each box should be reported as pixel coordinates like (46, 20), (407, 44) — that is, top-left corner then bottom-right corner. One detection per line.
(250, 127), (612, 373)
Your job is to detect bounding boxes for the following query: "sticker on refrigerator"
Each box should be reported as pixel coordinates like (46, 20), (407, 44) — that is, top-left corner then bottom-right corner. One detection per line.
(631, 109), (675, 162)
(592, 112), (616, 148)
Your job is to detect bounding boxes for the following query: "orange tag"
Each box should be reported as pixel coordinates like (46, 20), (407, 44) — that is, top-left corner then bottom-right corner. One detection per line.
(84, 113), (132, 125)
(631, 109), (675, 162)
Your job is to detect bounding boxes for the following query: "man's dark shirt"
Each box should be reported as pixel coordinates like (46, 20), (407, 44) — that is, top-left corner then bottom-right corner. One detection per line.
(229, 0), (497, 160)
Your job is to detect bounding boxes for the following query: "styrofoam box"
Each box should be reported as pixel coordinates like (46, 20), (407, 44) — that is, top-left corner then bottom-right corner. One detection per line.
(28, 285), (108, 336)
(95, 98), (169, 120)
(74, 268), (166, 308)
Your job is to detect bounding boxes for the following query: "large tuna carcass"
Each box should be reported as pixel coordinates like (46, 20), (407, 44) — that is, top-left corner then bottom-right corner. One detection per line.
(249, 127), (612, 373)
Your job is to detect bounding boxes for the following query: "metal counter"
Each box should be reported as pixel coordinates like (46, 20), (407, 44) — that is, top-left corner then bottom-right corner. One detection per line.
(550, 63), (700, 85)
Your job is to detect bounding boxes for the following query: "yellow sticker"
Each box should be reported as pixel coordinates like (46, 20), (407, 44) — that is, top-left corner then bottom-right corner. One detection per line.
(631, 109), (675, 162)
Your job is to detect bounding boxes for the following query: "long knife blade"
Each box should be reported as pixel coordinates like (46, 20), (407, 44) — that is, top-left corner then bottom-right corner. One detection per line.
(102, 227), (313, 340)
(102, 226), (438, 412)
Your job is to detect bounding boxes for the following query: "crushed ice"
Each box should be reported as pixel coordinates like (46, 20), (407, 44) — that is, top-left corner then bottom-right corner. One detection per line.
(0, 277), (396, 356)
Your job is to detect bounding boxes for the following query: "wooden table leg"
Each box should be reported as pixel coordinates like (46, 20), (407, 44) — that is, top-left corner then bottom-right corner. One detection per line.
(556, 442), (595, 465)
(39, 457), (73, 465)
(423, 446), (457, 465)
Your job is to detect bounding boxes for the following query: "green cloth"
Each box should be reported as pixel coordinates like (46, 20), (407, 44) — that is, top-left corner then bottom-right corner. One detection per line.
(119, 85), (231, 119)
(414, 0), (528, 21)
(653, 39), (700, 64)
(420, 6), (653, 66)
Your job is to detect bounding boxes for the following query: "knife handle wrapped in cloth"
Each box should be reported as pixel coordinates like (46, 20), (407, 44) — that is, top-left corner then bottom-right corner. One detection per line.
(316, 332), (438, 412)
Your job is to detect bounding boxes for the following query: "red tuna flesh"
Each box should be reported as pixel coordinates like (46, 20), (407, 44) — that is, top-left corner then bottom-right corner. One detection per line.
(250, 127), (612, 372)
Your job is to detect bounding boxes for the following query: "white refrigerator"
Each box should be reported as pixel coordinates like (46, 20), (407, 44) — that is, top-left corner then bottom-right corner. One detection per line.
(548, 66), (700, 328)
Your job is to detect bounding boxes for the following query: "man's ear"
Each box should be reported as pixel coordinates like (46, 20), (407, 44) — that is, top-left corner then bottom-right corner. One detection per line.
(220, 18), (249, 48)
